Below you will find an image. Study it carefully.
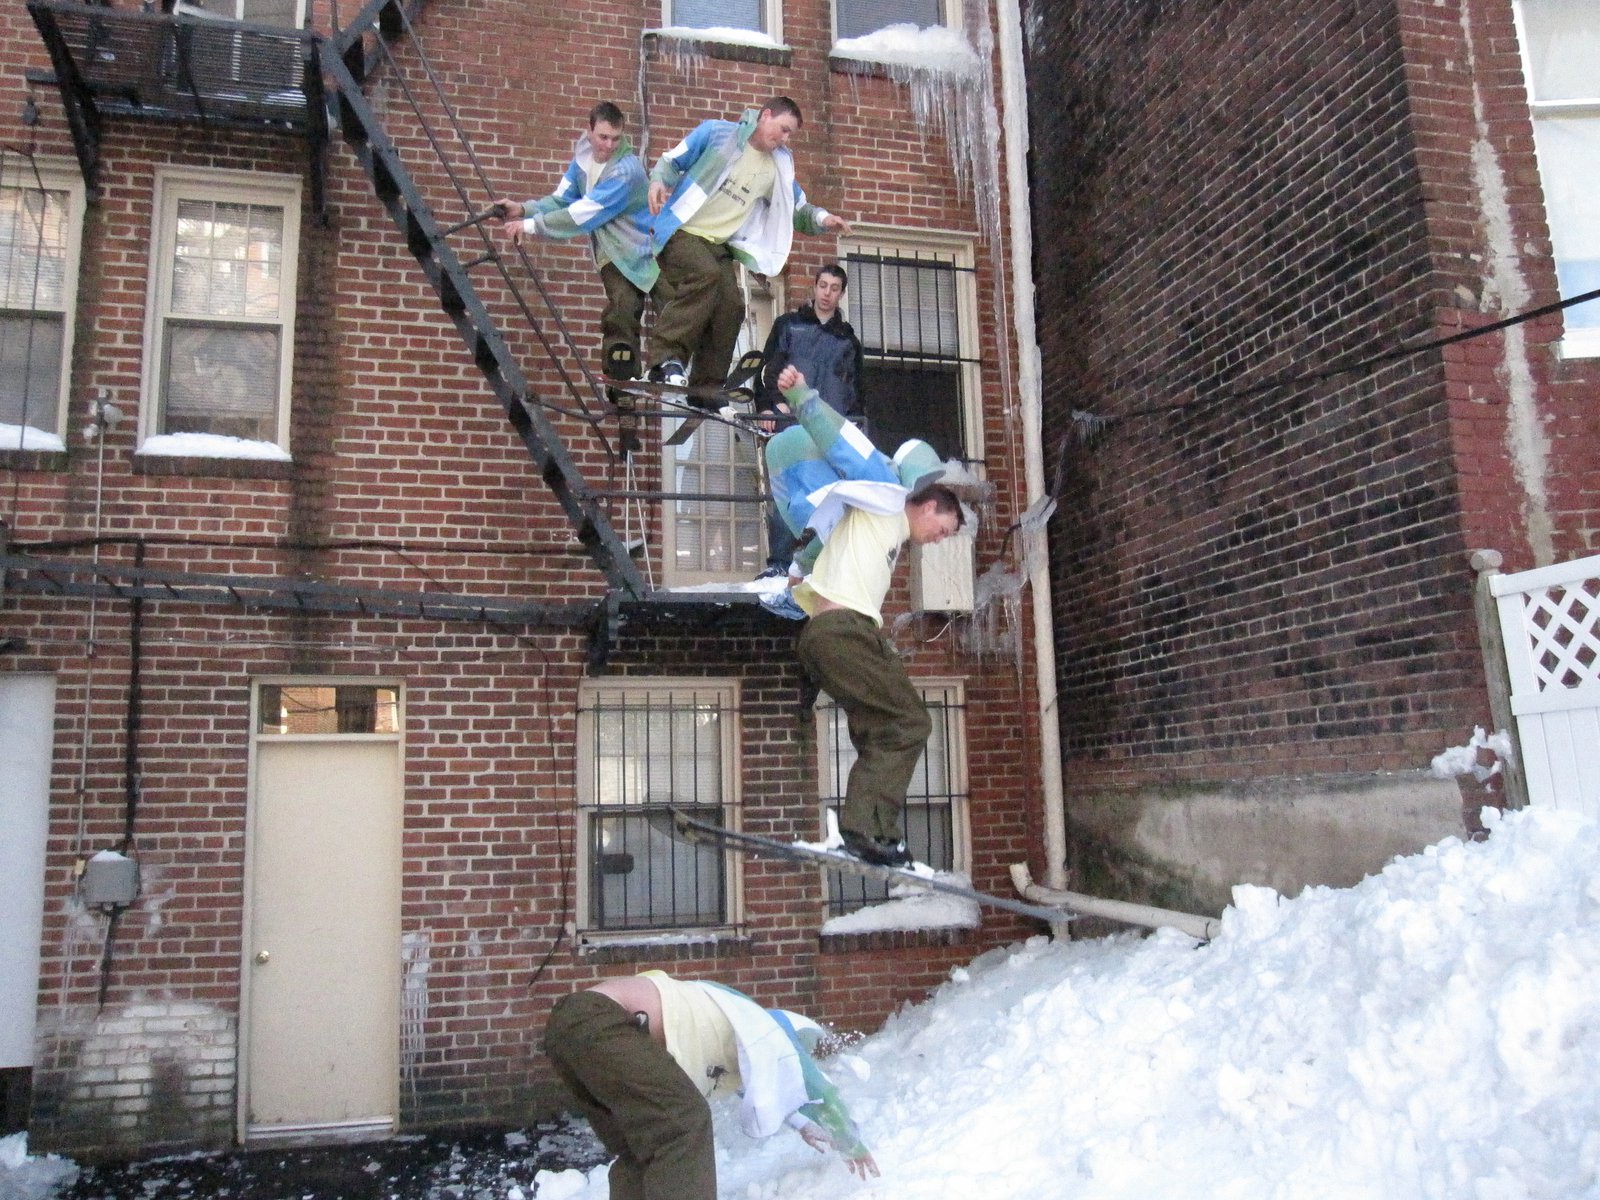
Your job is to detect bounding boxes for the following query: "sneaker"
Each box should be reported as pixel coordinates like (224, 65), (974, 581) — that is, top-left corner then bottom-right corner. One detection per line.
(649, 359), (687, 387)
(603, 342), (638, 381)
(755, 564), (788, 580)
(839, 830), (913, 869)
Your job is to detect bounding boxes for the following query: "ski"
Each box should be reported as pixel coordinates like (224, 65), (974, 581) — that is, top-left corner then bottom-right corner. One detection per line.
(669, 809), (1069, 925)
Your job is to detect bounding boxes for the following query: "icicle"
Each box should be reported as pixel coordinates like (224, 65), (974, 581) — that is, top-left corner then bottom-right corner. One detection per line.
(832, 5), (1005, 244)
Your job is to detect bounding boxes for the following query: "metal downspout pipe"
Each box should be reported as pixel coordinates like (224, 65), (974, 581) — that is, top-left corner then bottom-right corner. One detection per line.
(996, 0), (1069, 890)
(1010, 864), (1223, 942)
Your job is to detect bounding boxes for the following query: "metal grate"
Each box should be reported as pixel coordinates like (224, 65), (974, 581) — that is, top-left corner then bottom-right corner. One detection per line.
(817, 683), (965, 917)
(579, 687), (737, 932)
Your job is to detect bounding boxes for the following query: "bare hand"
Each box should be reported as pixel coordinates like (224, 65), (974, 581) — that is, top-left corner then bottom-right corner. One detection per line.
(757, 400), (790, 433)
(490, 198), (521, 225)
(823, 213), (852, 236)
(648, 180), (669, 216)
(776, 365), (805, 392)
(845, 1151), (880, 1179)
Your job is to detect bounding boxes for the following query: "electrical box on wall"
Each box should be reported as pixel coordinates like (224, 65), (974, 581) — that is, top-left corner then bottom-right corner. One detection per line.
(911, 530), (976, 613)
(82, 849), (140, 908)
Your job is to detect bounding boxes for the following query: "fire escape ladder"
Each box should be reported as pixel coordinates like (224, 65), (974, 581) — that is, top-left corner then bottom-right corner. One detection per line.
(319, 8), (649, 601)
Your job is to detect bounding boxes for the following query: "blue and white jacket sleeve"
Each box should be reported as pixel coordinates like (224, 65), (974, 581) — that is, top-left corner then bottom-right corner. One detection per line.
(531, 161), (643, 239)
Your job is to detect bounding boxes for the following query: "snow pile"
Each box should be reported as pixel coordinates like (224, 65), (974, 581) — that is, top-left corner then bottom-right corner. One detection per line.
(0, 1134), (76, 1200)
(559, 805), (1600, 1198)
(1431, 725), (1515, 782)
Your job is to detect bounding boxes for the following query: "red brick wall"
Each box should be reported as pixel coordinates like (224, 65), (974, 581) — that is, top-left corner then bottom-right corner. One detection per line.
(1027, 0), (1595, 801)
(3, 0), (1041, 1153)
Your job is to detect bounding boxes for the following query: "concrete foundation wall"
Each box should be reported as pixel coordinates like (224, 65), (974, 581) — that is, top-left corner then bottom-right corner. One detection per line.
(1068, 773), (1466, 916)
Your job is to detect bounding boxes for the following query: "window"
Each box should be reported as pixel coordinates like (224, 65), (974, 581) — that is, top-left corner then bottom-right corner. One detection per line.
(177, 0), (302, 24)
(257, 684), (400, 735)
(576, 681), (740, 935)
(143, 169), (300, 449)
(0, 158), (84, 444)
(835, 0), (952, 42)
(1515, 0), (1600, 357)
(665, 0), (780, 38)
(659, 270), (778, 587)
(817, 680), (967, 916)
(844, 230), (980, 462)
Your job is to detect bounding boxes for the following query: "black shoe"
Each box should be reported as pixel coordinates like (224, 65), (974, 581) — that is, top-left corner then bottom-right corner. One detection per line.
(604, 342), (638, 381)
(839, 830), (912, 869)
(755, 564), (788, 580)
(649, 359), (687, 387)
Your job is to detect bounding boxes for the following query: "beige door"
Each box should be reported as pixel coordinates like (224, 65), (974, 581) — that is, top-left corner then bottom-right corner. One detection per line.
(245, 724), (402, 1141)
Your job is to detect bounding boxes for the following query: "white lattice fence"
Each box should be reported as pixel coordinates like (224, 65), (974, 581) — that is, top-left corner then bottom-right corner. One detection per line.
(1491, 553), (1600, 815)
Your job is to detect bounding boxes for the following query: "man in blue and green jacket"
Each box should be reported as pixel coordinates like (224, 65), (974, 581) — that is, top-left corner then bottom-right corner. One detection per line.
(495, 102), (659, 381)
(645, 97), (852, 400)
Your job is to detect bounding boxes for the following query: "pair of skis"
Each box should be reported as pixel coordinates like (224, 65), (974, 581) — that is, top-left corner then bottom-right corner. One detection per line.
(606, 350), (768, 446)
(670, 809), (1069, 925)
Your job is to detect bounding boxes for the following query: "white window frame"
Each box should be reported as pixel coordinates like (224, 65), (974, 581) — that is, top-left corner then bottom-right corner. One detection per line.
(574, 678), (744, 942)
(661, 0), (782, 42)
(814, 678), (970, 918)
(658, 268), (781, 588)
(141, 167), (301, 453)
(0, 156), (86, 443)
(833, 0), (961, 45)
(173, 0), (306, 27)
(1513, 0), (1600, 359)
(840, 225), (983, 462)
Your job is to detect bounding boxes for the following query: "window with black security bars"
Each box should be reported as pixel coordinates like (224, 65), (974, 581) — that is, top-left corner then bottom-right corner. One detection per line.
(577, 683), (739, 933)
(846, 248), (978, 462)
(817, 682), (967, 917)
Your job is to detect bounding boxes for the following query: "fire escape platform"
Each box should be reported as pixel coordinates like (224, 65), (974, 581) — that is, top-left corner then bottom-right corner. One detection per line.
(26, 0), (328, 205)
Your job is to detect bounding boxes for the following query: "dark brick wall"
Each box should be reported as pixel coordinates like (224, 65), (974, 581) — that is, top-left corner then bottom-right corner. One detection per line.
(1024, 0), (1571, 788)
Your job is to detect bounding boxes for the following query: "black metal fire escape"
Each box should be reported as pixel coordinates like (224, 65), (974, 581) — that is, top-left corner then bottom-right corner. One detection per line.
(322, 0), (650, 601)
(19, 0), (766, 663)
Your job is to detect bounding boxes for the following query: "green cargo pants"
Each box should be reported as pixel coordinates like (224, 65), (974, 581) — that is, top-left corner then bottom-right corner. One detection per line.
(796, 608), (932, 842)
(650, 230), (745, 388)
(543, 991), (716, 1200)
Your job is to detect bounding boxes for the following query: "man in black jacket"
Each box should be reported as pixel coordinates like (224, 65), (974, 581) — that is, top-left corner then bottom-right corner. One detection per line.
(756, 264), (865, 577)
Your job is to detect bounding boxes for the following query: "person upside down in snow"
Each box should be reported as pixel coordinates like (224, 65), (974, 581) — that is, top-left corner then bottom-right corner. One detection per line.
(765, 363), (986, 868)
(543, 971), (877, 1200)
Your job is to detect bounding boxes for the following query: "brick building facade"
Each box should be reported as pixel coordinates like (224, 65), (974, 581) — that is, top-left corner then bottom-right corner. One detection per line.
(1028, 0), (1597, 910)
(0, 0), (1050, 1154)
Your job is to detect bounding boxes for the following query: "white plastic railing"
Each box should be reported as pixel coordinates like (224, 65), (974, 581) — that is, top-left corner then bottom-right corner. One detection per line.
(1491, 553), (1600, 815)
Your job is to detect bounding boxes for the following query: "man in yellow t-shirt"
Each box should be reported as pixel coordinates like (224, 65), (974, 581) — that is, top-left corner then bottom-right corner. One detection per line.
(543, 972), (878, 1199)
(645, 98), (851, 400)
(770, 364), (969, 868)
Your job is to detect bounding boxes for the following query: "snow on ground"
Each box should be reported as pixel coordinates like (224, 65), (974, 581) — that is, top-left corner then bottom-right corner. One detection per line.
(8, 805), (1597, 1200)
(556, 805), (1600, 1199)
(0, 1134), (76, 1200)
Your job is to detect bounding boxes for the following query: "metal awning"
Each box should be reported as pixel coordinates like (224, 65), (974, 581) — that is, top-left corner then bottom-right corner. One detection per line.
(26, 0), (328, 206)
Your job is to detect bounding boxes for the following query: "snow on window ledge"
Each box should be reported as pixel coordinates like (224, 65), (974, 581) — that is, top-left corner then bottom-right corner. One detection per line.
(829, 23), (980, 78)
(821, 886), (981, 937)
(646, 26), (791, 67)
(137, 432), (291, 462)
(579, 928), (752, 963)
(0, 423), (67, 454)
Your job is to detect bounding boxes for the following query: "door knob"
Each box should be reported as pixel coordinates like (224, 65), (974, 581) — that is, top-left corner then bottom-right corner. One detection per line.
(255, 950), (270, 964)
